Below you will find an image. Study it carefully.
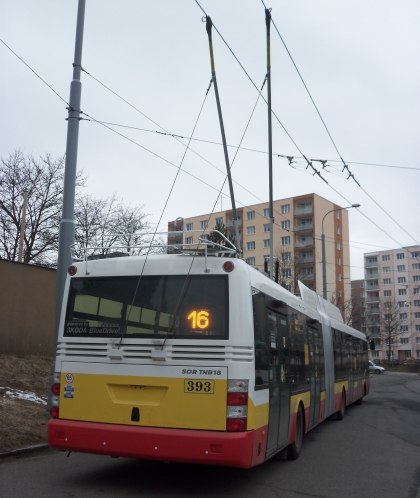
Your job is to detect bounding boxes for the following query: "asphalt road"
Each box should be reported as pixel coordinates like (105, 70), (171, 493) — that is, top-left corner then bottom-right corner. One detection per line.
(1, 372), (420, 498)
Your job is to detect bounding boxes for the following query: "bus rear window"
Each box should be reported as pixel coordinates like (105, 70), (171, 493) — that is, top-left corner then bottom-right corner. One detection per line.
(64, 275), (228, 339)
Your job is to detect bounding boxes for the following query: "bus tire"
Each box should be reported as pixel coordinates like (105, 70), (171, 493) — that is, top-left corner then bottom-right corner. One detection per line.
(336, 390), (346, 420)
(287, 405), (304, 460)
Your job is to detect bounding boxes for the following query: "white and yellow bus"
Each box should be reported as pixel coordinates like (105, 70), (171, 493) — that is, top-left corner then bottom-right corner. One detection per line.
(48, 249), (369, 468)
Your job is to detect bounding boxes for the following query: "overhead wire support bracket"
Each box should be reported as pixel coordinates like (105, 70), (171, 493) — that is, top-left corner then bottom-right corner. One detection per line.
(204, 15), (240, 254)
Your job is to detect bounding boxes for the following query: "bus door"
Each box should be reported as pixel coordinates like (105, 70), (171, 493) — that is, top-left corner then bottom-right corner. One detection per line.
(307, 326), (321, 429)
(266, 309), (290, 455)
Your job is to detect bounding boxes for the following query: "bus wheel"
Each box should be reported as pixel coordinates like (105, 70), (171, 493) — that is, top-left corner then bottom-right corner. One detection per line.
(336, 390), (346, 420)
(287, 406), (304, 460)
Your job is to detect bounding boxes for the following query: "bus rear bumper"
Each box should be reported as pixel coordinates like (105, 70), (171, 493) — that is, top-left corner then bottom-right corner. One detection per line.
(48, 419), (268, 468)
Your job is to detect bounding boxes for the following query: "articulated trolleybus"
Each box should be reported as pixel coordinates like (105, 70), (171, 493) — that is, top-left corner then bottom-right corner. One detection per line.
(48, 237), (369, 468)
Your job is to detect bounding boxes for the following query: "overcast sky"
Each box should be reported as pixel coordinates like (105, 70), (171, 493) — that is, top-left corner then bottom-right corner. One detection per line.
(1, 1), (419, 280)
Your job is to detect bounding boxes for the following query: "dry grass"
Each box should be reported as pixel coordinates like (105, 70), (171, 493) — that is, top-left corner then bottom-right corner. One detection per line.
(0, 355), (52, 453)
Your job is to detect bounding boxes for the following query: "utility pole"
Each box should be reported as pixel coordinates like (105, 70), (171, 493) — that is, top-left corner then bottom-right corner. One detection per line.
(48, 0), (86, 411)
(265, 8), (274, 279)
(18, 190), (28, 263)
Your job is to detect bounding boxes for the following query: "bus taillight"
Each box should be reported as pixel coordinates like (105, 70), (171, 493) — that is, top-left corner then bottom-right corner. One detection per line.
(226, 380), (248, 431)
(50, 372), (60, 419)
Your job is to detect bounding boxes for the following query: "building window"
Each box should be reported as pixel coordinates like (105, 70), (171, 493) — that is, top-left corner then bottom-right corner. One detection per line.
(400, 313), (408, 320)
(384, 313), (392, 321)
(397, 301), (406, 308)
(246, 226), (255, 235)
(215, 217), (223, 225)
(186, 237), (193, 244)
(200, 220), (208, 229)
(246, 241), (255, 251)
(383, 267), (390, 273)
(412, 251), (420, 258)
(337, 242), (341, 250)
(416, 325), (420, 332)
(281, 220), (290, 230)
(282, 269), (292, 278)
(368, 257), (378, 263)
(263, 223), (270, 232)
(383, 278), (391, 285)
(415, 312), (420, 318)
(246, 257), (255, 265)
(186, 223), (193, 231)
(200, 234), (208, 240)
(397, 265), (406, 272)
(414, 300), (420, 307)
(336, 211), (340, 219)
(398, 289), (407, 296)
(263, 239), (270, 248)
(417, 338), (420, 344)
(382, 255), (390, 261)
(263, 208), (270, 217)
(386, 351), (394, 358)
(282, 252), (291, 261)
(281, 236), (290, 246)
(396, 253), (405, 260)
(338, 289), (343, 298)
(360, 282), (364, 288)
(413, 275), (420, 282)
(384, 290), (391, 297)
(398, 277), (406, 283)
(371, 351), (379, 358)
(414, 288), (420, 295)
(338, 273), (342, 282)
(246, 211), (255, 220)
(281, 204), (290, 214)
(400, 338), (409, 344)
(338, 257), (341, 266)
(400, 326), (409, 333)
(413, 264), (420, 270)
(336, 226), (340, 235)
(361, 292), (365, 298)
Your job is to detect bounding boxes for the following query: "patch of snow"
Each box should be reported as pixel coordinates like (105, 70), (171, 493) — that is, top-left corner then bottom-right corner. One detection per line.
(0, 386), (47, 405)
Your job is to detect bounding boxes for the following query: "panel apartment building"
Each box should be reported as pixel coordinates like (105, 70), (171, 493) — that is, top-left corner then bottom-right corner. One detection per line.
(168, 193), (351, 303)
(362, 245), (420, 362)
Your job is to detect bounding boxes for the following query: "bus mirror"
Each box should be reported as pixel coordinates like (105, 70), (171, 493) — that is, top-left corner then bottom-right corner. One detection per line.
(369, 339), (375, 351)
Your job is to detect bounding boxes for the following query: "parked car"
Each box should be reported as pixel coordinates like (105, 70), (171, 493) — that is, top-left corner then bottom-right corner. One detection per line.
(369, 360), (386, 374)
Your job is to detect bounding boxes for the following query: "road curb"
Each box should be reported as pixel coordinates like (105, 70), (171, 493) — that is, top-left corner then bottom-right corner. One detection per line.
(0, 444), (50, 459)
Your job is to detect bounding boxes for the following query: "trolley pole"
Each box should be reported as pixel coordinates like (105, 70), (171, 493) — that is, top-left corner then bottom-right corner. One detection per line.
(266, 9), (274, 278)
(48, 0), (86, 412)
(205, 16), (240, 254)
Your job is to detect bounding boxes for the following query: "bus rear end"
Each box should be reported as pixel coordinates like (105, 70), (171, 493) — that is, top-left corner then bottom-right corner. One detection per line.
(48, 256), (266, 468)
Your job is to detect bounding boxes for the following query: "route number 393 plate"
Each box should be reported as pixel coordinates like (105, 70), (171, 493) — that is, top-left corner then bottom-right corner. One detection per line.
(184, 379), (214, 394)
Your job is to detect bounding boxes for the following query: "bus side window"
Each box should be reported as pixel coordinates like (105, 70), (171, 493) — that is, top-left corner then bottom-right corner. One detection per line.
(289, 310), (306, 391)
(252, 292), (270, 389)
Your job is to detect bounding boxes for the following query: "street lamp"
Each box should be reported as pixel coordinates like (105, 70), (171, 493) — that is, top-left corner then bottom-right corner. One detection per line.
(321, 203), (360, 300)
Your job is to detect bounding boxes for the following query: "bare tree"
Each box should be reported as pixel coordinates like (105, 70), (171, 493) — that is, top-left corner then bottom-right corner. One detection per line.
(365, 298), (407, 362)
(74, 195), (155, 259)
(273, 245), (313, 294)
(329, 293), (357, 326)
(206, 220), (235, 256)
(0, 150), (85, 266)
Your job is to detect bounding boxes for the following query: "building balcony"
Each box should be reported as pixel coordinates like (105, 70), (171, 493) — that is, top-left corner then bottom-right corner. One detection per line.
(168, 231), (183, 240)
(226, 219), (242, 228)
(294, 223), (313, 232)
(365, 270), (379, 279)
(295, 237), (314, 248)
(295, 256), (314, 264)
(294, 205), (312, 215)
(366, 294), (380, 303)
(365, 261), (379, 268)
(300, 273), (314, 281)
(366, 284), (379, 291)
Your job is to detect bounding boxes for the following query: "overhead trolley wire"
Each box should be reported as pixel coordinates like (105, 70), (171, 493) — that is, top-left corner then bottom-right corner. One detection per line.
(0, 37), (69, 106)
(259, 4), (420, 247)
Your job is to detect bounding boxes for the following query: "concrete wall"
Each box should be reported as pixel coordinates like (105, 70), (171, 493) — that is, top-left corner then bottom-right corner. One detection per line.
(0, 260), (56, 355)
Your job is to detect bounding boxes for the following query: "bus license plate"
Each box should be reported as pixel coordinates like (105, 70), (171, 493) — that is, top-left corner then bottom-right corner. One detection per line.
(184, 379), (214, 394)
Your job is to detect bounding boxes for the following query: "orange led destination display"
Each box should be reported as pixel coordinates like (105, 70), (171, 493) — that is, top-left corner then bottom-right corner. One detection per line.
(187, 310), (210, 329)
